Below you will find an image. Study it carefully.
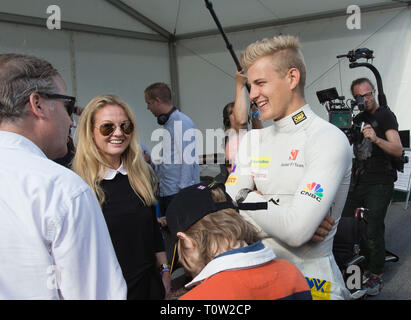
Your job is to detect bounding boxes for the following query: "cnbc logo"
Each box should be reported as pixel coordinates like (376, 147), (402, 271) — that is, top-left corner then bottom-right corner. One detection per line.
(301, 182), (324, 202)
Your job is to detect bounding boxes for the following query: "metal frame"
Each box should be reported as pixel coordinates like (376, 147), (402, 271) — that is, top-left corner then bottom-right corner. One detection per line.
(105, 0), (171, 40)
(0, 12), (165, 42)
(1, 0), (409, 111)
(104, 0), (181, 108)
(177, 1), (409, 40)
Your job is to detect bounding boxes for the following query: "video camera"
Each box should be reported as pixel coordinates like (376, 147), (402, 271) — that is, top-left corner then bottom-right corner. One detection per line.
(316, 87), (364, 142)
(317, 87), (351, 130)
(316, 48), (382, 141)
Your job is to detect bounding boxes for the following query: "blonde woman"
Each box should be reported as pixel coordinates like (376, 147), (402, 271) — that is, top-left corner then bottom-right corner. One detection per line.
(73, 94), (171, 300)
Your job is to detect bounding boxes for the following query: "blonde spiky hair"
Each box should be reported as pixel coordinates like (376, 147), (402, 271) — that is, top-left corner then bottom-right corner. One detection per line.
(241, 35), (306, 91)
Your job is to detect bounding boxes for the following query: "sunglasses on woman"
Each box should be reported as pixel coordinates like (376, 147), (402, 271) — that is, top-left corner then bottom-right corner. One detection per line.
(97, 121), (134, 136)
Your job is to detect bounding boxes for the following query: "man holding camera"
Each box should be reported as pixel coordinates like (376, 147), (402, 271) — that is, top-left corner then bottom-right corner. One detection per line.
(342, 77), (403, 296)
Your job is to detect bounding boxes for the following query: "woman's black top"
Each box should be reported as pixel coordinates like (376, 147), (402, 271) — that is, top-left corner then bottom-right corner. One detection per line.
(100, 173), (164, 299)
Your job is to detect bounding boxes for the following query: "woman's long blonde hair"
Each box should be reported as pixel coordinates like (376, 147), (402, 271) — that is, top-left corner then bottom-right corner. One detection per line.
(72, 94), (157, 206)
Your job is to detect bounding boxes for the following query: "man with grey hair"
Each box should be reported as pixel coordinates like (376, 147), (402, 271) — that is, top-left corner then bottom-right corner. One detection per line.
(225, 35), (353, 300)
(0, 53), (126, 299)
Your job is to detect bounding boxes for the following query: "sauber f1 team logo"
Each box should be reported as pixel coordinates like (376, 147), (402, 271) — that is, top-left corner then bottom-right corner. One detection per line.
(301, 182), (323, 202)
(289, 149), (299, 161)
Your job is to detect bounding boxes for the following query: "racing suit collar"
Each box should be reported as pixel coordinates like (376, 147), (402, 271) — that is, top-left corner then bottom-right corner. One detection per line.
(274, 104), (313, 133)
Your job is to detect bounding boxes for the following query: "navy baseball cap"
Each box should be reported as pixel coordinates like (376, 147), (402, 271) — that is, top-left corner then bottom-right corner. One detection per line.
(166, 182), (237, 246)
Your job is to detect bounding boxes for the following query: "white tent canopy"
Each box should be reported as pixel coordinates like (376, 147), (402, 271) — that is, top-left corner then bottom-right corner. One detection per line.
(1, 0), (410, 151)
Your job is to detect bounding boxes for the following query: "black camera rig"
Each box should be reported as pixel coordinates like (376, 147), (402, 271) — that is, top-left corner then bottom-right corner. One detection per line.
(316, 48), (379, 134)
(316, 87), (363, 144)
(337, 48), (388, 108)
(317, 87), (351, 131)
(321, 47), (408, 171)
(317, 47), (388, 136)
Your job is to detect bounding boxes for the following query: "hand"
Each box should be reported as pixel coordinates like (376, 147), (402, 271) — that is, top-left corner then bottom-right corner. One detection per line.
(143, 150), (155, 168)
(235, 70), (248, 90)
(311, 215), (335, 242)
(362, 124), (378, 143)
(157, 216), (167, 228)
(161, 271), (173, 300)
(143, 150), (151, 163)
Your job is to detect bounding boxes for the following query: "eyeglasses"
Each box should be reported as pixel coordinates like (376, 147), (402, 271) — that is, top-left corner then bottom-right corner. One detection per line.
(97, 121), (134, 136)
(358, 91), (374, 99)
(40, 93), (76, 116)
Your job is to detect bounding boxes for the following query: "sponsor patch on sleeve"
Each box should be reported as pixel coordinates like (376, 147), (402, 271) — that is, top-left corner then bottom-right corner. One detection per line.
(300, 182), (324, 202)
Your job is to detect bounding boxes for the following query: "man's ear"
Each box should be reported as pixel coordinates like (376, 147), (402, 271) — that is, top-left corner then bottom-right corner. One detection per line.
(287, 68), (301, 91)
(177, 232), (195, 249)
(28, 93), (47, 119)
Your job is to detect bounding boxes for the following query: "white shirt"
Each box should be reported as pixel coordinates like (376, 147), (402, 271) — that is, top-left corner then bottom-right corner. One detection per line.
(226, 105), (352, 299)
(0, 131), (127, 300)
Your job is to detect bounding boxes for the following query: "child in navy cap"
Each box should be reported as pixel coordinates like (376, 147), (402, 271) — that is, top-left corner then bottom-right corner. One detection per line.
(166, 182), (311, 300)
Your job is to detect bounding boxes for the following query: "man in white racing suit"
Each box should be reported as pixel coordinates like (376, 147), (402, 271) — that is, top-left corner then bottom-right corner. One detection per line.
(225, 35), (352, 300)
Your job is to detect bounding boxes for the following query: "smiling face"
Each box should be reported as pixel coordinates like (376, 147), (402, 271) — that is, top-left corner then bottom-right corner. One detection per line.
(247, 55), (295, 121)
(92, 104), (132, 169)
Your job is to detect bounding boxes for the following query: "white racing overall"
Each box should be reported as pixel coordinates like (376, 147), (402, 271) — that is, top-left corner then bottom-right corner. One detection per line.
(226, 104), (353, 300)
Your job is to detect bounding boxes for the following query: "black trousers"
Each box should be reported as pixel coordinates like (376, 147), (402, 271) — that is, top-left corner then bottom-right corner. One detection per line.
(159, 194), (176, 216)
(342, 183), (393, 275)
(126, 267), (165, 300)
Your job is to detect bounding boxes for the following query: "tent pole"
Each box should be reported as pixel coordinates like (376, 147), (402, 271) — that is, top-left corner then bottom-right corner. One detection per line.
(168, 38), (181, 109)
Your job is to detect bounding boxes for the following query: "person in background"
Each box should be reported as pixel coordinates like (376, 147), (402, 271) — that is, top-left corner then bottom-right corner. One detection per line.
(0, 53), (126, 299)
(222, 73), (264, 178)
(144, 82), (200, 264)
(166, 183), (312, 300)
(54, 106), (83, 168)
(144, 82), (200, 215)
(224, 71), (264, 133)
(342, 77), (403, 296)
(54, 135), (76, 168)
(72, 94), (171, 300)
